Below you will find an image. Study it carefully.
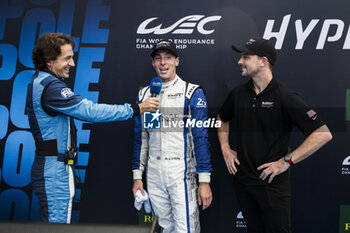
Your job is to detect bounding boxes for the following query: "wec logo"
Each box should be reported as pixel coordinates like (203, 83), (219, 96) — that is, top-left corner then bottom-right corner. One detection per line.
(341, 156), (350, 175)
(236, 211), (247, 228)
(137, 15), (222, 35)
(343, 156), (350, 166)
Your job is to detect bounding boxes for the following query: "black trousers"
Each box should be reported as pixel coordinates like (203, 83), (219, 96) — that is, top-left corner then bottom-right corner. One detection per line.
(233, 178), (291, 233)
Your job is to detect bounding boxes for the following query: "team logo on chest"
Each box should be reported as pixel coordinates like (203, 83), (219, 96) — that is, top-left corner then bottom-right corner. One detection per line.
(167, 93), (183, 99)
(261, 101), (274, 108)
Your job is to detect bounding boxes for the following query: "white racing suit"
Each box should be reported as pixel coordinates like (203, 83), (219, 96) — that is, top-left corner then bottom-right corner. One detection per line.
(132, 75), (212, 233)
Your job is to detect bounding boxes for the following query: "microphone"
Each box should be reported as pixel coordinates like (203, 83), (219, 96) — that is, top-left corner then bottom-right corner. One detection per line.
(150, 77), (162, 97)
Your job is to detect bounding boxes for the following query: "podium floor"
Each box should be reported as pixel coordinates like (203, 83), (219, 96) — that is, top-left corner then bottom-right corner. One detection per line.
(0, 221), (150, 233)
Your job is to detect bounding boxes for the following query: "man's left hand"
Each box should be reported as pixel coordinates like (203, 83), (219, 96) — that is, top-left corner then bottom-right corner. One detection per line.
(257, 158), (290, 183)
(198, 183), (212, 210)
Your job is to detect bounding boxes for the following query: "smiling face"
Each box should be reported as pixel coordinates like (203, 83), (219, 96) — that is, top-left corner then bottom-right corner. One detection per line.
(152, 50), (179, 83)
(237, 53), (264, 78)
(46, 44), (75, 78)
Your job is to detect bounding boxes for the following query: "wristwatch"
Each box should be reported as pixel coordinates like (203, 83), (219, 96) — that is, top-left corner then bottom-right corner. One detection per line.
(284, 154), (294, 166)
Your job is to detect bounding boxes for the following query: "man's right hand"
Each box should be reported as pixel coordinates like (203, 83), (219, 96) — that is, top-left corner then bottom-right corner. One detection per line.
(217, 116), (239, 175)
(222, 145), (240, 175)
(138, 97), (159, 114)
(132, 179), (144, 198)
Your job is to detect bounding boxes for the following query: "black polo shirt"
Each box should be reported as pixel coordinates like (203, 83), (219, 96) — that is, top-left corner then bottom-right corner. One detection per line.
(219, 77), (325, 185)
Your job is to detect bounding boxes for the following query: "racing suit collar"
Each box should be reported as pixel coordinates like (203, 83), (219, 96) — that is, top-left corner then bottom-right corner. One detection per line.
(41, 69), (62, 80)
(162, 75), (180, 90)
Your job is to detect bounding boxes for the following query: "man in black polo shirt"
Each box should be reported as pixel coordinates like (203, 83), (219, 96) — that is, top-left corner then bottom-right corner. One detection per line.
(217, 37), (332, 233)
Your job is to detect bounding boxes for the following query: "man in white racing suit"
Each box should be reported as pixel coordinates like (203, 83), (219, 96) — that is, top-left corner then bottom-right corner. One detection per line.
(132, 40), (213, 233)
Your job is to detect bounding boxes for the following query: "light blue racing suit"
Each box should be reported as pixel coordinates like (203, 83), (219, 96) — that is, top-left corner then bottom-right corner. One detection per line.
(27, 70), (137, 223)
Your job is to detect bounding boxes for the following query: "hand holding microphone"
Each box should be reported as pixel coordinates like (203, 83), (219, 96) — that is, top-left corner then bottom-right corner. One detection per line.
(138, 77), (162, 114)
(139, 98), (159, 113)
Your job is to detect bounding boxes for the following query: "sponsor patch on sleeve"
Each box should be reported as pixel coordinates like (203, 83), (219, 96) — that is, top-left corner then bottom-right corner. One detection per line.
(306, 109), (317, 120)
(196, 97), (207, 108)
(61, 88), (74, 98)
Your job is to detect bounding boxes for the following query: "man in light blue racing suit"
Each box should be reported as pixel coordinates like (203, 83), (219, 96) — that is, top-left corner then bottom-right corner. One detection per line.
(27, 33), (158, 223)
(132, 40), (213, 233)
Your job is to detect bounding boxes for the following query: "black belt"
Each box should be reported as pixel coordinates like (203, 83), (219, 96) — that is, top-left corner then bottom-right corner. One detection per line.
(35, 139), (60, 156)
(35, 139), (75, 162)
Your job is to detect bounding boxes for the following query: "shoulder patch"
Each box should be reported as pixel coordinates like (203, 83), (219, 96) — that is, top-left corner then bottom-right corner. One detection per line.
(185, 83), (200, 100)
(61, 88), (74, 98)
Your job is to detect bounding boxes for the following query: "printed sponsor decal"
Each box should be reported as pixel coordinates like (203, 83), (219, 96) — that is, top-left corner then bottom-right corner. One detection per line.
(167, 93), (183, 99)
(137, 15), (221, 35)
(236, 211), (247, 228)
(263, 14), (350, 50)
(196, 98), (207, 108)
(247, 38), (256, 44)
(261, 101), (274, 108)
(341, 155), (350, 175)
(136, 14), (221, 50)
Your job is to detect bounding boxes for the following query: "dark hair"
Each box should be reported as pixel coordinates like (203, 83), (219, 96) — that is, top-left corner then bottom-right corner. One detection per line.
(32, 33), (75, 71)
